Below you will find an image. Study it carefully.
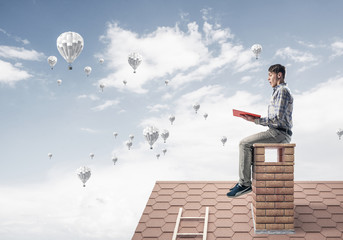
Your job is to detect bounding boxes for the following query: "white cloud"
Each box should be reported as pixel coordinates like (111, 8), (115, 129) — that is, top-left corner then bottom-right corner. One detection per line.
(0, 28), (30, 45)
(296, 40), (325, 49)
(239, 75), (252, 84)
(275, 47), (318, 63)
(147, 104), (169, 113)
(293, 76), (343, 132)
(0, 59), (32, 85)
(91, 100), (119, 111)
(80, 128), (98, 133)
(98, 20), (258, 93)
(331, 41), (343, 57)
(77, 94), (100, 101)
(0, 45), (45, 61)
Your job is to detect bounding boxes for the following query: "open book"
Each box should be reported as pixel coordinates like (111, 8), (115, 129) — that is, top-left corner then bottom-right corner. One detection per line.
(233, 109), (261, 118)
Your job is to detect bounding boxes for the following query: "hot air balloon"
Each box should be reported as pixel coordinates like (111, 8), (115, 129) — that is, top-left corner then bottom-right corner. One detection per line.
(203, 113), (208, 120)
(76, 166), (91, 187)
(128, 52), (142, 73)
(90, 153), (94, 159)
(161, 129), (169, 143)
(112, 156), (118, 165)
(48, 153), (53, 159)
(143, 126), (159, 149)
(100, 83), (105, 92)
(251, 44), (262, 59)
(162, 149), (167, 155)
(56, 31), (84, 70)
(123, 80), (127, 85)
(57, 79), (62, 86)
(84, 66), (92, 76)
(337, 129), (343, 140)
(193, 103), (200, 114)
(156, 154), (160, 159)
(169, 115), (175, 125)
(47, 56), (57, 69)
(221, 136), (227, 146)
(165, 80), (169, 85)
(113, 132), (118, 138)
(129, 134), (134, 141)
(126, 140), (133, 150)
(99, 58), (104, 64)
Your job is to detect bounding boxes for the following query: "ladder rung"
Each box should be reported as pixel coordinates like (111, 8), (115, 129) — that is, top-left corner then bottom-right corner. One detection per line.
(178, 233), (203, 236)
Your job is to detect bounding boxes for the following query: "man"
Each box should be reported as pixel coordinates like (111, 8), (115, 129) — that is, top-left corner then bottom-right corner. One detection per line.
(227, 64), (293, 198)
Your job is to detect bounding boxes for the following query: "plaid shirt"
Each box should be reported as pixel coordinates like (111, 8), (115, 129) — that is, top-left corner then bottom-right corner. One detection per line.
(255, 83), (293, 130)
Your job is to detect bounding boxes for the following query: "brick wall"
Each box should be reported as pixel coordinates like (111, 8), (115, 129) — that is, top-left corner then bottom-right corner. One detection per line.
(252, 143), (296, 233)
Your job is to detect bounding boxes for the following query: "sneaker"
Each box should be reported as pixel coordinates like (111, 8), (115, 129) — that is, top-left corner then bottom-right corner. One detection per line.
(230, 183), (239, 191)
(227, 183), (252, 198)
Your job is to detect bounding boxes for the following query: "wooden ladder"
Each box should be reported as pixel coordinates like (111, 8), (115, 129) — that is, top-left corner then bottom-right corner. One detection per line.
(172, 207), (209, 240)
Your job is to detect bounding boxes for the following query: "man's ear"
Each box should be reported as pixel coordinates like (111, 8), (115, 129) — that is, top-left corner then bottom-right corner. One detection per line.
(277, 72), (282, 79)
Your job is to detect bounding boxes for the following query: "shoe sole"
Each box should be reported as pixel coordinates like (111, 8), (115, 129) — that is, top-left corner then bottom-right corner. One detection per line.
(227, 187), (252, 198)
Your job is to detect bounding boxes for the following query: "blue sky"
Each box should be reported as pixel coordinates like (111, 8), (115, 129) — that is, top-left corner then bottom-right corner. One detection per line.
(1, 0), (343, 239)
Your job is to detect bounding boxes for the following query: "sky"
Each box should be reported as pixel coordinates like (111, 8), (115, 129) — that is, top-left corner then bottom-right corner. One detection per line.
(1, 0), (343, 239)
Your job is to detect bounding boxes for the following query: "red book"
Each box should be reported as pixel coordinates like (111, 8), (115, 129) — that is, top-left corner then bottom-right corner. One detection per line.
(233, 109), (261, 118)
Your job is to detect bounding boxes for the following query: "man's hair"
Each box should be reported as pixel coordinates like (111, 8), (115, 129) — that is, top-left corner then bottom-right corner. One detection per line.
(269, 64), (286, 79)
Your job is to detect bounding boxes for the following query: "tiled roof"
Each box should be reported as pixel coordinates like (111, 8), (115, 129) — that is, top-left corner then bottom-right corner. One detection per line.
(132, 181), (343, 240)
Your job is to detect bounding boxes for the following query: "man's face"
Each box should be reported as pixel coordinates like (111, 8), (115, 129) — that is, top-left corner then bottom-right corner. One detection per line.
(268, 71), (278, 88)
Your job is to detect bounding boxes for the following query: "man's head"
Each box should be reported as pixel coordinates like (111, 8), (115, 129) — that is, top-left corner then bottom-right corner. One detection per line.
(268, 64), (286, 87)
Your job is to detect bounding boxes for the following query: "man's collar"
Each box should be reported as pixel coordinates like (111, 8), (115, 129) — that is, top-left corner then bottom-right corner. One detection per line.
(273, 82), (287, 90)
(273, 82), (287, 94)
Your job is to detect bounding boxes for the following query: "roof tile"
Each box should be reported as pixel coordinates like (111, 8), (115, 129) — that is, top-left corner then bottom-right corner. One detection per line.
(141, 227), (163, 238)
(213, 218), (234, 228)
(202, 183), (218, 192)
(303, 232), (326, 240)
(312, 209), (332, 218)
(169, 198), (187, 206)
(213, 227), (234, 237)
(173, 184), (189, 192)
(320, 227), (342, 237)
(316, 218), (336, 228)
(155, 195), (172, 202)
(316, 184), (332, 192)
(301, 222), (321, 232)
(231, 213), (251, 223)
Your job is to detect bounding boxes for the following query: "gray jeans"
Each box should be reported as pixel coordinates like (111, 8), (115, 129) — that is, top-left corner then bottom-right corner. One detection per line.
(239, 128), (291, 187)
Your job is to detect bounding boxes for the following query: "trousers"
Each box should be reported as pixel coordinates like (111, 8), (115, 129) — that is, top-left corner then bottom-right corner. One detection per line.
(238, 128), (291, 187)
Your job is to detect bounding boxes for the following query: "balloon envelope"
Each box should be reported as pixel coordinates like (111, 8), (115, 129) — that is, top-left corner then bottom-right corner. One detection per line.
(221, 136), (227, 146)
(169, 115), (175, 125)
(161, 129), (169, 143)
(84, 66), (92, 76)
(76, 166), (91, 187)
(251, 44), (262, 59)
(126, 140), (133, 150)
(143, 126), (159, 149)
(193, 103), (200, 114)
(57, 31), (84, 69)
(47, 56), (57, 69)
(337, 129), (343, 140)
(128, 52), (142, 73)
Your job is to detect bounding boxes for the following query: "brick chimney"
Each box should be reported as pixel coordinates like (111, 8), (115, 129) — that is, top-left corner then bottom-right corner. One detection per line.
(251, 143), (296, 234)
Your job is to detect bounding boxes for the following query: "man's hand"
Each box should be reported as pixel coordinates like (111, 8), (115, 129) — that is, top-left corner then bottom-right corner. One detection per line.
(241, 114), (258, 122)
